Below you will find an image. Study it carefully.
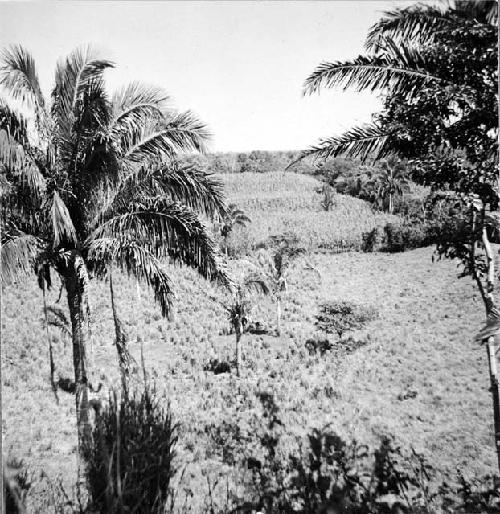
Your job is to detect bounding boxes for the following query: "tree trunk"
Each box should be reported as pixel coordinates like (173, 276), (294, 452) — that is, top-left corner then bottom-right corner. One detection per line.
(481, 227), (500, 472)
(276, 297), (282, 337)
(64, 259), (91, 464)
(110, 266), (133, 391)
(389, 194), (393, 214)
(235, 318), (242, 377)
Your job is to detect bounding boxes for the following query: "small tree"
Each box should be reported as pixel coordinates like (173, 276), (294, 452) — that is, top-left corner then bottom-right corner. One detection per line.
(316, 183), (335, 211)
(255, 239), (319, 336)
(226, 274), (270, 377)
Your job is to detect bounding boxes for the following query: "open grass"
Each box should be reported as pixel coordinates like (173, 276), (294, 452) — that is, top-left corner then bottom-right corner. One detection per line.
(1, 171), (496, 510)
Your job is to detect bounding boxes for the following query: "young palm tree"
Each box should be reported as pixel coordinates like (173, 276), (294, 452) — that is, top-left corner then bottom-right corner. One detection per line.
(0, 45), (228, 456)
(220, 203), (251, 238)
(255, 241), (319, 336)
(226, 273), (269, 377)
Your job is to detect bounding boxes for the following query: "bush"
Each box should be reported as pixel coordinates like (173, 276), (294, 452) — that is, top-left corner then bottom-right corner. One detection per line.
(219, 225), (255, 258)
(361, 227), (382, 252)
(305, 337), (333, 356)
(383, 222), (429, 252)
(203, 358), (232, 375)
(84, 384), (179, 513)
(315, 301), (378, 339)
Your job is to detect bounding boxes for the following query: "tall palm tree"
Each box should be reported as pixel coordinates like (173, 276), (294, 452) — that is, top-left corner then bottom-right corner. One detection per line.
(374, 158), (409, 214)
(0, 45), (229, 456)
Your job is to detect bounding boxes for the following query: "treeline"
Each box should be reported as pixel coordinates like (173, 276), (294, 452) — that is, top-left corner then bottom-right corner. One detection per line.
(181, 150), (358, 175)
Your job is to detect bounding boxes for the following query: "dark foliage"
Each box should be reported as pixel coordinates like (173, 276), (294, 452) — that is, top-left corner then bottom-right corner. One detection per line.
(315, 301), (378, 339)
(203, 358), (232, 375)
(84, 384), (178, 513)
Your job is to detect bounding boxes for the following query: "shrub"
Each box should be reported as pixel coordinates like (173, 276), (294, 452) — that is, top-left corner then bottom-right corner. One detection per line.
(361, 227), (382, 252)
(305, 337), (333, 356)
(84, 384), (178, 513)
(383, 222), (429, 252)
(219, 225), (255, 258)
(315, 301), (378, 339)
(203, 358), (232, 375)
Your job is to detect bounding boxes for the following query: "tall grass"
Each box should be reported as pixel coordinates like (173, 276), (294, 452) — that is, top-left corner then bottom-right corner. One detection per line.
(218, 172), (399, 253)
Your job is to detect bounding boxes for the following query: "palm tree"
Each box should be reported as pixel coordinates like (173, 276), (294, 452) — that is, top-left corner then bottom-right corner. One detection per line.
(0, 45), (228, 457)
(220, 203), (251, 238)
(225, 273), (269, 377)
(255, 241), (319, 336)
(218, 203), (251, 256)
(374, 158), (410, 214)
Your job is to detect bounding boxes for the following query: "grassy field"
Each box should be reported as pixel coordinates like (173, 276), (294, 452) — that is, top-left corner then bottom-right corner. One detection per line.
(218, 172), (399, 252)
(1, 172), (496, 510)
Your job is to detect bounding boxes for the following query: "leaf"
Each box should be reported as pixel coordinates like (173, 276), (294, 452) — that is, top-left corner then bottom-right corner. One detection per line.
(0, 45), (46, 119)
(303, 43), (444, 100)
(88, 198), (229, 287)
(50, 192), (77, 248)
(299, 124), (397, 162)
(87, 237), (174, 318)
(1, 232), (42, 284)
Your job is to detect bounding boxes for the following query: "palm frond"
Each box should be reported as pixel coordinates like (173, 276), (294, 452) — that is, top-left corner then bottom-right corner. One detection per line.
(365, 5), (454, 52)
(100, 161), (227, 222)
(50, 192), (77, 248)
(303, 44), (444, 99)
(51, 45), (113, 142)
(112, 82), (170, 113)
(109, 83), (170, 154)
(0, 129), (46, 196)
(299, 124), (397, 162)
(0, 97), (29, 145)
(0, 45), (46, 119)
(366, 2), (497, 53)
(124, 110), (210, 162)
(86, 237), (174, 317)
(88, 198), (229, 286)
(243, 272), (271, 296)
(1, 232), (43, 284)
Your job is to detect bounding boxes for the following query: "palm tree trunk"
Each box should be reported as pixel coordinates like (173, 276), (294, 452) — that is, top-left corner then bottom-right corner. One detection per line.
(235, 318), (242, 377)
(110, 266), (132, 391)
(64, 258), (91, 463)
(389, 193), (393, 214)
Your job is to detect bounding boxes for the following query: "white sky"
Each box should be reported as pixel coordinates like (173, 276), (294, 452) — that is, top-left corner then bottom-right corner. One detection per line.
(0, 1), (419, 152)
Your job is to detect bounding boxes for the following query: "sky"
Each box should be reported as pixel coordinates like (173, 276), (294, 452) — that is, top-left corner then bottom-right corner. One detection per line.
(0, 1), (418, 153)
